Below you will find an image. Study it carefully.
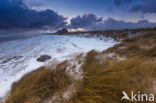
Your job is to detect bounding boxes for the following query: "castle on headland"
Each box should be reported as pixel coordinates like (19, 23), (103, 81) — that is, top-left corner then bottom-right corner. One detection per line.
(57, 28), (68, 34)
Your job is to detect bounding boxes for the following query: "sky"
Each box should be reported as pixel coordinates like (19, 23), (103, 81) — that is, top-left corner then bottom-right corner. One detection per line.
(23, 0), (156, 22)
(0, 0), (156, 33)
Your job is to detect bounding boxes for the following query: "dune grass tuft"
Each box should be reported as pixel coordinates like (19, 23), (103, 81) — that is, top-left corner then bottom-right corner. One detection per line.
(5, 61), (72, 103)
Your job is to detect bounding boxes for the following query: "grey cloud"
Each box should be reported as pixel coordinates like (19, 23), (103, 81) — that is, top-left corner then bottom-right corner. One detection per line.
(114, 0), (133, 7)
(96, 18), (156, 30)
(69, 15), (156, 30)
(69, 13), (103, 28)
(130, 0), (156, 13)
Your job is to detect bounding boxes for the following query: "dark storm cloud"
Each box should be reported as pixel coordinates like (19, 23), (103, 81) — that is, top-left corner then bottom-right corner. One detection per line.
(0, 0), (67, 30)
(130, 0), (156, 13)
(114, 0), (133, 7)
(69, 14), (156, 30)
(69, 13), (103, 28)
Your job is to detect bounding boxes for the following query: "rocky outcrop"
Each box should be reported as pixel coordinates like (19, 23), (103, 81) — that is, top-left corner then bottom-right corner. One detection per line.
(37, 55), (51, 62)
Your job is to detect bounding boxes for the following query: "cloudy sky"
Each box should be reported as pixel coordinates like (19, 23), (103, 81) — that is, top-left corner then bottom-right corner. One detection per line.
(0, 0), (156, 32)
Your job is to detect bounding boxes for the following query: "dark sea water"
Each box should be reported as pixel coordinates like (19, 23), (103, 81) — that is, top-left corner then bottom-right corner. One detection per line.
(0, 33), (39, 44)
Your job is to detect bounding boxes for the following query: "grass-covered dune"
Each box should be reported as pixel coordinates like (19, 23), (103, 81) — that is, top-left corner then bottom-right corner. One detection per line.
(68, 31), (156, 103)
(5, 29), (156, 103)
(69, 51), (156, 103)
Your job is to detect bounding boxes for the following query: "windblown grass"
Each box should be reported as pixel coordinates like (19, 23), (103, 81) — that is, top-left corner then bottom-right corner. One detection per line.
(5, 61), (71, 103)
(68, 52), (156, 103)
(67, 32), (156, 103)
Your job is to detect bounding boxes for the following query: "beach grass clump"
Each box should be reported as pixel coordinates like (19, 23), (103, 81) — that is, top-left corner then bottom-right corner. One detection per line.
(5, 61), (72, 103)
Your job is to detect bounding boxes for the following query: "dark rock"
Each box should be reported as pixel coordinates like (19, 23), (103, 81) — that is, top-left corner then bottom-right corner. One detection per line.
(37, 55), (51, 62)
